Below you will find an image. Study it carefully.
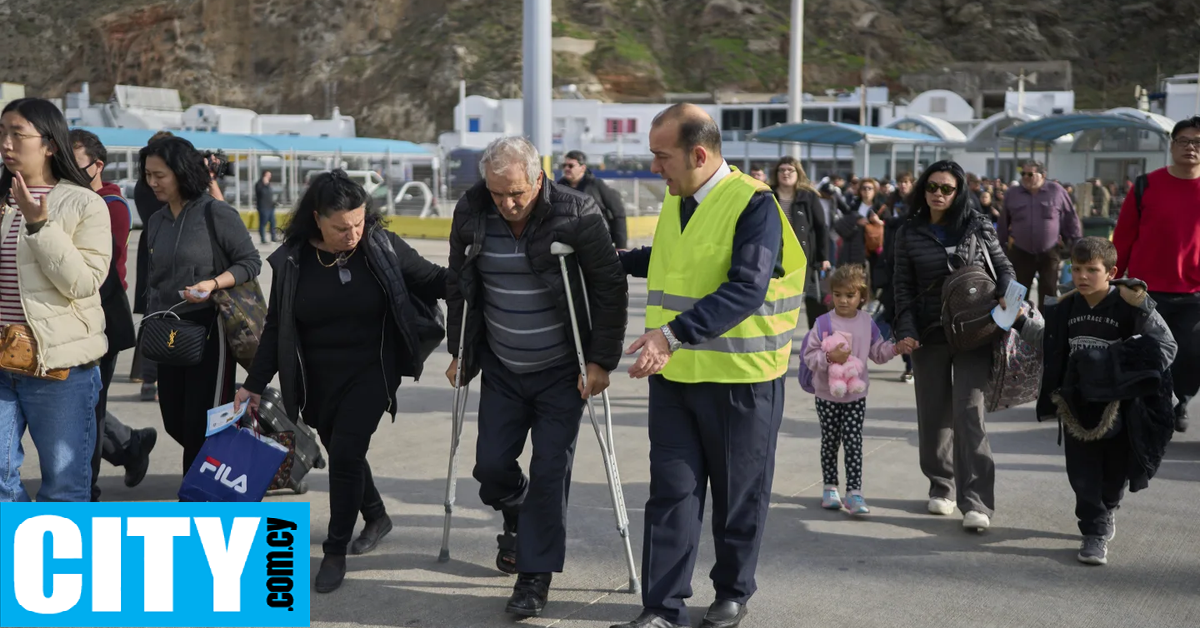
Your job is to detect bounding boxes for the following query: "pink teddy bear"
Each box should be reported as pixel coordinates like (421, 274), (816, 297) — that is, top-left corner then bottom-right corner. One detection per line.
(821, 331), (866, 398)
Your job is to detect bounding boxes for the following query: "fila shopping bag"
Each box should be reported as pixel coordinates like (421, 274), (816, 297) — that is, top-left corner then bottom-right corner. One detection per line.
(179, 425), (289, 502)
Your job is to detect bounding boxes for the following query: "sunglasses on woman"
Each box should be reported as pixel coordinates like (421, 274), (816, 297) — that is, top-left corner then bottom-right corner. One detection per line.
(926, 182), (957, 195)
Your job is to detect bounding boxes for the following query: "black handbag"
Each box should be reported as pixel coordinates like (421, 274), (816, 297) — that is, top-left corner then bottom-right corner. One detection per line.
(138, 303), (208, 367)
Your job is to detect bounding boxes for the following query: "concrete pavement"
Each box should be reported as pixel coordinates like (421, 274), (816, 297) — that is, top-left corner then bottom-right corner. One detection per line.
(18, 234), (1200, 627)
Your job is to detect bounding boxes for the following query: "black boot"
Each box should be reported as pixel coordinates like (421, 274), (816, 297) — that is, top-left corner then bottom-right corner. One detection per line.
(350, 516), (393, 555)
(496, 507), (519, 574)
(1176, 403), (1189, 433)
(124, 428), (157, 488)
(314, 554), (347, 593)
(505, 572), (551, 617)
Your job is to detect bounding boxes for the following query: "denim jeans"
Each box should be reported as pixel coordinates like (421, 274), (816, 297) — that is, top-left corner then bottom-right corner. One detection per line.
(0, 366), (101, 502)
(258, 209), (277, 243)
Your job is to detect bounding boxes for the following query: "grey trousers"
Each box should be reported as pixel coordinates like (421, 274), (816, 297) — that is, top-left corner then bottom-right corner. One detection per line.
(910, 342), (996, 516)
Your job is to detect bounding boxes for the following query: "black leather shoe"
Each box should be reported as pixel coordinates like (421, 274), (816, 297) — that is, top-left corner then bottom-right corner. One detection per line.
(350, 516), (393, 555)
(496, 509), (519, 574)
(124, 428), (157, 488)
(314, 554), (347, 593)
(701, 600), (748, 628)
(505, 572), (551, 617)
(1175, 404), (1189, 433)
(609, 611), (690, 628)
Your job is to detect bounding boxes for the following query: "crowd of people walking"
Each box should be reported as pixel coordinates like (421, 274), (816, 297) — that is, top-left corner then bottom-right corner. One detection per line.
(0, 93), (1196, 627)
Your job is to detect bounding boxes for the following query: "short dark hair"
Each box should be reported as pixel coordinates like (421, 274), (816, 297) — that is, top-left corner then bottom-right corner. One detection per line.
(750, 166), (765, 173)
(149, 130), (174, 144)
(138, 137), (213, 201)
(1021, 159), (1045, 173)
(564, 150), (587, 164)
(284, 169), (379, 244)
(69, 129), (107, 164)
(1172, 116), (1200, 139)
(651, 103), (722, 157)
(1071, 237), (1118, 270)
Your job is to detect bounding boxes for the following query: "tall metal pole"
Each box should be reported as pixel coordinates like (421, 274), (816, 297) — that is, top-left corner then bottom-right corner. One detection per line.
(787, 0), (804, 159)
(458, 79), (467, 147)
(523, 0), (553, 173)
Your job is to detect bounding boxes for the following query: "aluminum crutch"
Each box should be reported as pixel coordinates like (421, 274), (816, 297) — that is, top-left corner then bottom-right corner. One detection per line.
(551, 242), (641, 594)
(439, 246), (473, 563)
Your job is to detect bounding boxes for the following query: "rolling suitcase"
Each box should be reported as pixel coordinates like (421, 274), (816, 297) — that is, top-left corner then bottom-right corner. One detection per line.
(251, 386), (326, 494)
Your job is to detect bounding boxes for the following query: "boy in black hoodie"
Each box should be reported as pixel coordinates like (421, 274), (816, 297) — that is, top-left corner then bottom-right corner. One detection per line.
(1015, 237), (1176, 566)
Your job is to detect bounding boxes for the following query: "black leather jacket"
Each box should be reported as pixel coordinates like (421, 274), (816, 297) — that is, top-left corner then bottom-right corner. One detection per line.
(447, 178), (627, 385)
(244, 223), (448, 422)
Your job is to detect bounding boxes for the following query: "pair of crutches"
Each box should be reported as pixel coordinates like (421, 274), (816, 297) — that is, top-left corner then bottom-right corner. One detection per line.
(438, 242), (641, 594)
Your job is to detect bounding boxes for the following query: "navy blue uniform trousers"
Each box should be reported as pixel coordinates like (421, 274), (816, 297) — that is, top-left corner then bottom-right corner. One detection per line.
(642, 374), (785, 625)
(472, 348), (585, 574)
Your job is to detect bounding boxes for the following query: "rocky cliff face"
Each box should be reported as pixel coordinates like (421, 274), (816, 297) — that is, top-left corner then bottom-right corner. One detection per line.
(0, 0), (1193, 142)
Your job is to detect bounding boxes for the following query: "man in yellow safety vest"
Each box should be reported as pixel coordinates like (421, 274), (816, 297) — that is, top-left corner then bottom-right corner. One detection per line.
(610, 104), (806, 628)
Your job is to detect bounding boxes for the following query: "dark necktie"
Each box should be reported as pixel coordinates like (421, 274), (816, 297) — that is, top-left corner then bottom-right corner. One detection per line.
(680, 196), (698, 230)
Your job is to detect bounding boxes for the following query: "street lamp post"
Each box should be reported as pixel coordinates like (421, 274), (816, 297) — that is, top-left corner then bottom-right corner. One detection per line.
(523, 0), (553, 173)
(787, 0), (804, 159)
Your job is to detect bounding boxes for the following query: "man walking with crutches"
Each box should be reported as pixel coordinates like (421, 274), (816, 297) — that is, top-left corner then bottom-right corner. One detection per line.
(445, 136), (628, 618)
(611, 104), (806, 628)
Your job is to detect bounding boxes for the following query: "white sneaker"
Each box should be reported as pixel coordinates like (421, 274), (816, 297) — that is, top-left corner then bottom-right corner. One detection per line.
(963, 511), (990, 532)
(927, 497), (955, 515)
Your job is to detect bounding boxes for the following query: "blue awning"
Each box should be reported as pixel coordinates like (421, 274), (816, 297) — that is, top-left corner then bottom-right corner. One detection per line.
(749, 121), (944, 146)
(76, 127), (431, 157)
(999, 113), (1170, 142)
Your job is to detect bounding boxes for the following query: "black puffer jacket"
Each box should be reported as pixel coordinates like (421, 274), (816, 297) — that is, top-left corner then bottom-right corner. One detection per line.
(243, 223), (448, 423)
(447, 179), (627, 385)
(893, 212), (1015, 343)
(558, 171), (628, 249)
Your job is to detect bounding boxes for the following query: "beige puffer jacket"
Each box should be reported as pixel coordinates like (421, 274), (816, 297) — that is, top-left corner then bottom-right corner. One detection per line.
(0, 181), (111, 371)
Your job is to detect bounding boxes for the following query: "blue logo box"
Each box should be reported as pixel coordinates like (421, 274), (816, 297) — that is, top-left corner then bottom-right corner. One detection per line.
(0, 502), (310, 627)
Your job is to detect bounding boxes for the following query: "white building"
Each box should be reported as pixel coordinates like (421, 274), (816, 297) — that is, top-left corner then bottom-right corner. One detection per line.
(60, 83), (356, 139)
(441, 87), (892, 173)
(1003, 90), (1075, 117)
(181, 104), (356, 138)
(65, 84), (186, 130)
(1162, 74), (1199, 122)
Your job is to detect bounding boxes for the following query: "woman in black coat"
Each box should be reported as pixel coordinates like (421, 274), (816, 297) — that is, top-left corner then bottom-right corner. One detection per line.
(892, 160), (1015, 532)
(235, 171), (448, 593)
(770, 157), (829, 328)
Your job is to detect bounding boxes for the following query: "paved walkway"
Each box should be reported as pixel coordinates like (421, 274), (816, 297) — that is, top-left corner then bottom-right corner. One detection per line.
(20, 236), (1200, 627)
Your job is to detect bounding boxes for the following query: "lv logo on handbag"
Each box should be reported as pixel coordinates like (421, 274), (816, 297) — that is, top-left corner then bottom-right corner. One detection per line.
(168, 330), (178, 348)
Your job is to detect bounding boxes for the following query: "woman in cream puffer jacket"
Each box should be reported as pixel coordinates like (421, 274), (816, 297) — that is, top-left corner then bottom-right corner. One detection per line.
(0, 98), (111, 503)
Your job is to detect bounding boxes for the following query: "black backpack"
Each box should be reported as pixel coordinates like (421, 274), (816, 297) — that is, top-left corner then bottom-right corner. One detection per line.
(940, 231), (1002, 353)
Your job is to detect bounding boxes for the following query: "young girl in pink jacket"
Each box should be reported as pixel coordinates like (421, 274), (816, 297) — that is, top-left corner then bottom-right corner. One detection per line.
(801, 265), (916, 515)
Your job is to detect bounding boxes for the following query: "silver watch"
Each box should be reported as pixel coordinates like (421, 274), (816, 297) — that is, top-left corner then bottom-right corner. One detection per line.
(660, 324), (683, 353)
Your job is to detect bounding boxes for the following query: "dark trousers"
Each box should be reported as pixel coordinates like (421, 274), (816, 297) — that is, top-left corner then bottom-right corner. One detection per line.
(471, 350), (584, 574)
(1008, 245), (1060, 309)
(642, 375), (784, 626)
(313, 409), (386, 556)
(910, 342), (996, 515)
(1063, 431), (1128, 537)
(1149, 292), (1200, 410)
(156, 308), (235, 472)
(257, 208), (277, 243)
(91, 352), (143, 500)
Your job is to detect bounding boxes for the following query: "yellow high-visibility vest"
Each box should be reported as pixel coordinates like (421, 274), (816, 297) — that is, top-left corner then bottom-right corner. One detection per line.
(645, 170), (807, 384)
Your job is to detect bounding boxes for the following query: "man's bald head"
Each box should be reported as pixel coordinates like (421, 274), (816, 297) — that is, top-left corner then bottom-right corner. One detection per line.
(651, 103), (722, 158)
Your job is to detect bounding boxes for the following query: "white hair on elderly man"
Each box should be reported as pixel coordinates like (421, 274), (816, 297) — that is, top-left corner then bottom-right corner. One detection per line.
(479, 136), (542, 186)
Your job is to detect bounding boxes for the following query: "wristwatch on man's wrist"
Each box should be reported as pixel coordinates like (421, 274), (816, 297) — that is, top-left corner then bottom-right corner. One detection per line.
(660, 324), (683, 353)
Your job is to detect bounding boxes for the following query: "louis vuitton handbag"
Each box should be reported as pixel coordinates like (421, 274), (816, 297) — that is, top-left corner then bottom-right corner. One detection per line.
(0, 324), (68, 381)
(138, 302), (208, 367)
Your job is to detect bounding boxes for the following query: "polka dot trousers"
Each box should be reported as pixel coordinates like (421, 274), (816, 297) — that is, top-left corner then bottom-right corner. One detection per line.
(815, 397), (867, 491)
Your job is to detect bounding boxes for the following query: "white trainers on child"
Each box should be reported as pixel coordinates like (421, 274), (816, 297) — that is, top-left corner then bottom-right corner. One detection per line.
(821, 486), (843, 510)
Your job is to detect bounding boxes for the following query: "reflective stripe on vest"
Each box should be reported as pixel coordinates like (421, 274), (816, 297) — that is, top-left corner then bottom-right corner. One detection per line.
(645, 169), (807, 384)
